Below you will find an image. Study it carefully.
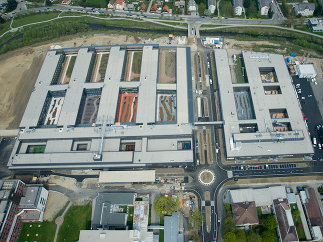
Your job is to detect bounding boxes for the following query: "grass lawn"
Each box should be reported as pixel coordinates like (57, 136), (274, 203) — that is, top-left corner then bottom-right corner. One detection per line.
(291, 205), (306, 241)
(66, 56), (77, 78)
(160, 215), (164, 225)
(127, 206), (134, 229)
(295, 25), (323, 36)
(234, 54), (248, 83)
(86, 0), (106, 8)
(12, 12), (59, 28)
(219, 0), (233, 17)
(18, 221), (56, 242)
(132, 51), (142, 75)
(98, 53), (109, 78)
(57, 203), (92, 242)
(148, 206), (151, 225)
(159, 230), (164, 242)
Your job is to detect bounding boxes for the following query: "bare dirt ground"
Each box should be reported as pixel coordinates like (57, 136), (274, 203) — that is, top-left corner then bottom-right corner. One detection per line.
(0, 34), (160, 130)
(43, 191), (69, 221)
(0, 49), (45, 129)
(158, 50), (176, 83)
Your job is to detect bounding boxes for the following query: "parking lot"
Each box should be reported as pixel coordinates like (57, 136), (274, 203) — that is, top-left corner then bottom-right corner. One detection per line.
(292, 75), (323, 161)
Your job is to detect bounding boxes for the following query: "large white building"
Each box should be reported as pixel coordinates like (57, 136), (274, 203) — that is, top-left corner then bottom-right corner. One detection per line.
(215, 50), (314, 160)
(8, 45), (194, 170)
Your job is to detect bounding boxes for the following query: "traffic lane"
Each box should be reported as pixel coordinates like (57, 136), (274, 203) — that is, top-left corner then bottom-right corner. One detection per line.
(292, 76), (323, 159)
(233, 168), (305, 177)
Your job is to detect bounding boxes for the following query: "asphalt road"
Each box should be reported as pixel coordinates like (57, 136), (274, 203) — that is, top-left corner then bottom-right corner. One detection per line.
(292, 75), (323, 161)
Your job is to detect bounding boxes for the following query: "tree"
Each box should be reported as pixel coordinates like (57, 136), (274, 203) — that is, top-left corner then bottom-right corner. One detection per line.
(0, 16), (5, 24)
(318, 186), (323, 194)
(224, 231), (237, 242)
(265, 214), (278, 230)
(261, 230), (276, 242)
(198, 2), (206, 15)
(45, 0), (52, 6)
(244, 0), (250, 8)
(314, 4), (323, 17)
(154, 196), (180, 215)
(224, 216), (235, 233)
(268, 9), (273, 18)
(5, 0), (17, 13)
(191, 211), (205, 229)
(204, 9), (211, 16)
(247, 231), (262, 242)
(236, 230), (247, 242)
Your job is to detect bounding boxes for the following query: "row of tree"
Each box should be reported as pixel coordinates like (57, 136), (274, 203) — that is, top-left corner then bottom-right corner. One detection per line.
(224, 214), (278, 242)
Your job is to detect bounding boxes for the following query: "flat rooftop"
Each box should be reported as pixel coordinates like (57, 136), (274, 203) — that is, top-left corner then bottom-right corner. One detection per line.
(8, 45), (194, 170)
(215, 50), (313, 159)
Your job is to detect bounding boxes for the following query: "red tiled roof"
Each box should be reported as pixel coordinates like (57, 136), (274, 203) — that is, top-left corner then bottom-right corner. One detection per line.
(273, 199), (298, 242)
(115, 0), (124, 5)
(151, 4), (157, 11)
(232, 201), (259, 226)
(304, 188), (323, 227)
(163, 5), (170, 12)
(141, 3), (146, 9)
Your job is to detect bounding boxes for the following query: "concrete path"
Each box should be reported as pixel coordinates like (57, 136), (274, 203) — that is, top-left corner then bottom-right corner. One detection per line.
(146, 0), (153, 13)
(0, 129), (19, 137)
(53, 201), (72, 242)
(200, 24), (323, 39)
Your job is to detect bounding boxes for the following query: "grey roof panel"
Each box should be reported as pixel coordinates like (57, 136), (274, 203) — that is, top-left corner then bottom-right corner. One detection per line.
(136, 46), (158, 124)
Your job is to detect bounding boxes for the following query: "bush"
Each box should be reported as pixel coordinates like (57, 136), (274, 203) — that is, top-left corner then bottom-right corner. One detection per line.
(224, 216), (235, 233)
(224, 231), (237, 242)
(236, 230), (247, 242)
(154, 196), (180, 215)
(261, 230), (276, 242)
(318, 186), (323, 194)
(265, 214), (278, 230)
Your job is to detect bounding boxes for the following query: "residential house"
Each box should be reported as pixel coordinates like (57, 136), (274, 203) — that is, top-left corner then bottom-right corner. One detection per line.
(175, 0), (185, 8)
(151, 4), (158, 12)
(108, 0), (115, 9)
(273, 199), (299, 242)
(257, 0), (271, 15)
(127, 3), (135, 11)
(140, 3), (146, 11)
(232, 201), (259, 226)
(301, 187), (323, 240)
(115, 0), (125, 10)
(163, 5), (170, 13)
(62, 0), (71, 4)
(18, 186), (48, 222)
(164, 212), (184, 242)
(208, 0), (216, 14)
(187, 0), (198, 12)
(233, 0), (243, 15)
(294, 2), (315, 16)
(308, 18), (323, 32)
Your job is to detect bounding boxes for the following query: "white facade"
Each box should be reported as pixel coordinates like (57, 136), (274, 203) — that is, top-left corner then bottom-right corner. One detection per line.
(209, 4), (216, 13)
(235, 6), (243, 15)
(295, 64), (317, 78)
(260, 6), (269, 15)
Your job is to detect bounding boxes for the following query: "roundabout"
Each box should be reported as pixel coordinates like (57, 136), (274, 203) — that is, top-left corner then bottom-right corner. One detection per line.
(198, 169), (216, 186)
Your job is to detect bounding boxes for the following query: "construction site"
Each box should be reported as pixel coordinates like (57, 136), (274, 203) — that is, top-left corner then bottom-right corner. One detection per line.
(8, 45), (194, 170)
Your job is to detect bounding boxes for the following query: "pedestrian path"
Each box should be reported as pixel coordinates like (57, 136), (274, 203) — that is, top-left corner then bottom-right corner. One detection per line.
(54, 201), (72, 242)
